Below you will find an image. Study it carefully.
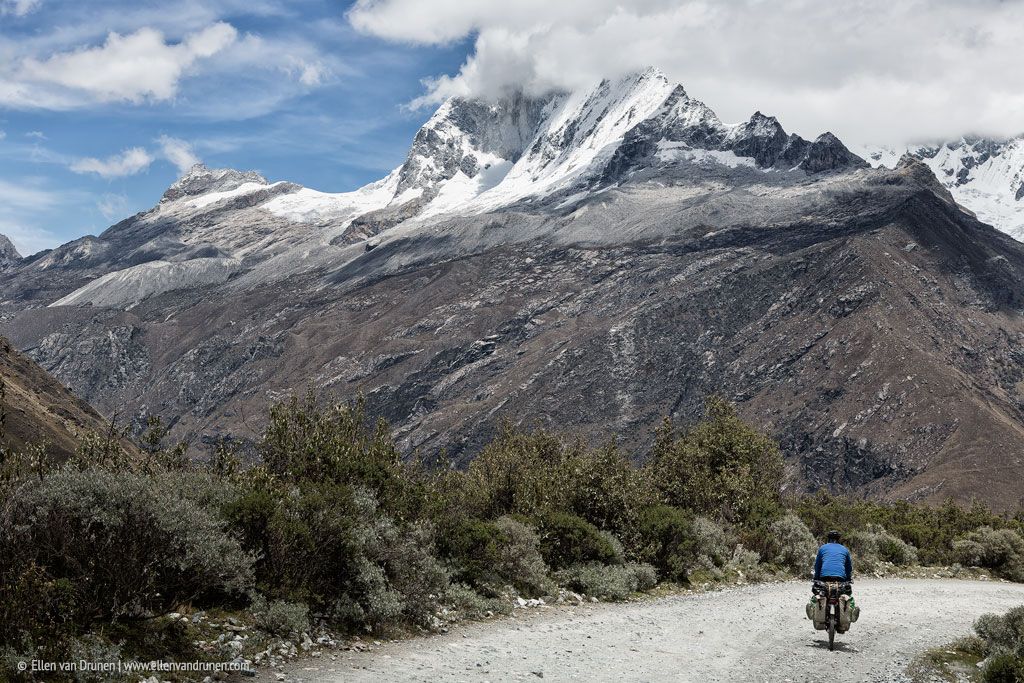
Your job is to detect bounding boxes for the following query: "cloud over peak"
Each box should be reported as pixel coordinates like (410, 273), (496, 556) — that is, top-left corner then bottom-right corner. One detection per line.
(349, 0), (1024, 146)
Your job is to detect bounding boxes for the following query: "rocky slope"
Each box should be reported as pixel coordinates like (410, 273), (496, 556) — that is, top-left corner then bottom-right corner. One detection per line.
(3, 69), (1024, 506)
(863, 137), (1024, 239)
(0, 335), (126, 461)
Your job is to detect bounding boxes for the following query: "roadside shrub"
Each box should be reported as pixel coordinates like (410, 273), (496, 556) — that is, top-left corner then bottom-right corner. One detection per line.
(445, 584), (512, 619)
(457, 425), (577, 518)
(252, 597), (310, 637)
(793, 493), (1011, 566)
(848, 524), (918, 568)
(535, 512), (623, 570)
(227, 476), (447, 630)
(437, 516), (552, 597)
(975, 607), (1024, 650)
(982, 652), (1024, 683)
(555, 562), (658, 601)
(0, 467), (254, 626)
(692, 516), (734, 568)
(326, 492), (448, 628)
(492, 517), (554, 596)
(559, 442), (658, 539)
(259, 394), (433, 520)
(973, 607), (1024, 682)
(727, 545), (764, 580)
(436, 518), (505, 589)
(954, 527), (1024, 582)
(764, 514), (817, 573)
(650, 398), (784, 522)
(0, 563), (78, 651)
(634, 505), (696, 583)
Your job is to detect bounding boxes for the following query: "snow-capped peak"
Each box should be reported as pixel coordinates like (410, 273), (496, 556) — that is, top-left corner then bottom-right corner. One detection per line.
(859, 136), (1024, 239)
(161, 164), (269, 203)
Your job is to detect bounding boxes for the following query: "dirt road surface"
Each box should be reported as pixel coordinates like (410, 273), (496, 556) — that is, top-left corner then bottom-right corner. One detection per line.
(281, 578), (1024, 682)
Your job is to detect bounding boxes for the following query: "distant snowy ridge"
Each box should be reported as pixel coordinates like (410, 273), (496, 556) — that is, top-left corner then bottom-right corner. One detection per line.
(50, 257), (241, 309)
(46, 67), (869, 309)
(860, 137), (1024, 239)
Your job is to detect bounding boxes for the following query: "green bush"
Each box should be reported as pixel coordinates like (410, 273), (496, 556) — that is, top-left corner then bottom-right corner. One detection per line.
(252, 597), (310, 637)
(794, 494), (1013, 566)
(444, 584), (512, 619)
(650, 398), (783, 522)
(954, 527), (1024, 582)
(849, 524), (919, 568)
(437, 516), (552, 597)
(764, 514), (817, 573)
(973, 607), (1024, 682)
(456, 425), (577, 519)
(0, 563), (78, 652)
(982, 652), (1024, 683)
(259, 394), (433, 520)
(975, 607), (1024, 650)
(692, 516), (734, 568)
(454, 426), (656, 539)
(226, 476), (447, 630)
(321, 491), (448, 629)
(634, 505), (696, 583)
(0, 468), (253, 628)
(555, 562), (658, 601)
(535, 512), (622, 570)
(492, 517), (554, 596)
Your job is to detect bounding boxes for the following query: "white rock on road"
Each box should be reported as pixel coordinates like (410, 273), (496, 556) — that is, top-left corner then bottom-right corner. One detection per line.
(276, 579), (1024, 682)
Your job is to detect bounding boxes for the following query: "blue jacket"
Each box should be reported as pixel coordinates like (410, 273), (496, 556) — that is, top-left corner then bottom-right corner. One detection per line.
(814, 542), (853, 581)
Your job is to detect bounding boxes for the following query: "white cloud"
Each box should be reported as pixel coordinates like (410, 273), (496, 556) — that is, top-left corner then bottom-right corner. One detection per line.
(0, 0), (41, 17)
(0, 131), (6, 141)
(349, 0), (1024, 146)
(6, 22), (237, 107)
(0, 179), (65, 255)
(25, 131), (46, 140)
(70, 147), (153, 178)
(283, 56), (330, 86)
(97, 193), (129, 221)
(157, 135), (201, 173)
(0, 178), (61, 209)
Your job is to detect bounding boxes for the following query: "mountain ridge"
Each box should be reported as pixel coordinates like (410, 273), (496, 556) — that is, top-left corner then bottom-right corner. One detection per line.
(4, 68), (1024, 507)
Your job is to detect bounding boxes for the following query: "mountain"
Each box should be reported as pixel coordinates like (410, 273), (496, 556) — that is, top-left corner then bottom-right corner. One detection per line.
(0, 234), (19, 271)
(5, 68), (1024, 507)
(0, 335), (130, 461)
(862, 137), (1024, 239)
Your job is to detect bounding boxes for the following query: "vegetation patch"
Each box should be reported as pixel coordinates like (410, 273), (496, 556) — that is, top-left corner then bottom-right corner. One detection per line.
(1, 391), (1023, 680)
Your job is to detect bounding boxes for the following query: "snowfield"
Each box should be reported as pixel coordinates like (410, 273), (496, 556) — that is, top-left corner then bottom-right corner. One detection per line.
(50, 257), (241, 309)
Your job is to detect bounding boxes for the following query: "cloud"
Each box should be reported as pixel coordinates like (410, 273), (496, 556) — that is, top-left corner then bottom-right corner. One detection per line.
(25, 131), (46, 140)
(70, 147), (153, 178)
(5, 22), (237, 107)
(0, 179), (66, 255)
(0, 131), (5, 141)
(0, 0), (40, 17)
(282, 55), (330, 86)
(0, 178), (61, 209)
(157, 135), (201, 173)
(97, 193), (129, 221)
(349, 0), (1024, 145)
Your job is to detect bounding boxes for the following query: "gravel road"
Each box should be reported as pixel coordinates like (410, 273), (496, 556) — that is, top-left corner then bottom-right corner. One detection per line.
(283, 579), (1024, 682)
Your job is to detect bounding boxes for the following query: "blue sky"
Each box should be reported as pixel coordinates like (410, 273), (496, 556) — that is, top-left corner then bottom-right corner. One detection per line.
(0, 0), (470, 255)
